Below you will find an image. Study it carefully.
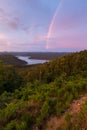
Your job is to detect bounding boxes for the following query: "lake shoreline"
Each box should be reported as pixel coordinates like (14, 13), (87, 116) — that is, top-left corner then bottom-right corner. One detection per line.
(16, 56), (49, 65)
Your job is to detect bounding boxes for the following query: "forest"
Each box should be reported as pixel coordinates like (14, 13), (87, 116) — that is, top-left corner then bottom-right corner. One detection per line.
(0, 50), (87, 130)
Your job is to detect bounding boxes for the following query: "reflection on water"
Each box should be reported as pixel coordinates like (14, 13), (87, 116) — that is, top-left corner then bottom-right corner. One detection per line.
(17, 56), (48, 65)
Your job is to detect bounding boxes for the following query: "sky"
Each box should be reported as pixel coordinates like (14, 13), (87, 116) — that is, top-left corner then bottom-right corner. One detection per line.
(0, 0), (87, 52)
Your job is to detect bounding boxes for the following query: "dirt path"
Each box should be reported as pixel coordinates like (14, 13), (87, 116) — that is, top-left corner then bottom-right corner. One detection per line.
(46, 94), (87, 130)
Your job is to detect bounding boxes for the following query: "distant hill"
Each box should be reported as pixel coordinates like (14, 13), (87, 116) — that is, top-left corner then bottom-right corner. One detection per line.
(0, 54), (27, 65)
(0, 52), (69, 60)
(0, 52), (69, 66)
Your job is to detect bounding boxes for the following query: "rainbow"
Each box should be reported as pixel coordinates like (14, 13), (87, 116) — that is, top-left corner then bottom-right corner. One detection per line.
(46, 0), (64, 49)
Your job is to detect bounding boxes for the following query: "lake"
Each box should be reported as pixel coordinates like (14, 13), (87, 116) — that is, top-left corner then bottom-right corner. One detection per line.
(17, 56), (48, 65)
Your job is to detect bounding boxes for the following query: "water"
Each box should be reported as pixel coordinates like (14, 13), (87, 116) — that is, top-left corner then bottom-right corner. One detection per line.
(17, 56), (48, 65)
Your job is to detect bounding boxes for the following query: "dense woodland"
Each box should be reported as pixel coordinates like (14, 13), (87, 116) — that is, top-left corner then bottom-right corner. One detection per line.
(0, 50), (87, 130)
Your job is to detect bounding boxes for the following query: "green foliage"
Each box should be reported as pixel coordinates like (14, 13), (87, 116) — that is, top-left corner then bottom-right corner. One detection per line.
(20, 50), (87, 83)
(0, 50), (87, 129)
(4, 120), (17, 130)
(0, 62), (23, 94)
(4, 120), (27, 130)
(0, 76), (87, 129)
(37, 101), (50, 125)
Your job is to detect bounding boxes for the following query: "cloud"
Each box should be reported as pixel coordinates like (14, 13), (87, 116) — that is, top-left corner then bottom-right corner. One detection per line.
(0, 7), (20, 30)
(6, 20), (19, 29)
(0, 0), (49, 34)
(0, 7), (47, 35)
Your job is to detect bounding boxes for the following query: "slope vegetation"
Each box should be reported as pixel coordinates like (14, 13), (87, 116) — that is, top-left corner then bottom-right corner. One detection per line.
(0, 50), (87, 130)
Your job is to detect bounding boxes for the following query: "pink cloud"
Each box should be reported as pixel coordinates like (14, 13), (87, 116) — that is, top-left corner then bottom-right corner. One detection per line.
(6, 20), (19, 29)
(0, 7), (20, 30)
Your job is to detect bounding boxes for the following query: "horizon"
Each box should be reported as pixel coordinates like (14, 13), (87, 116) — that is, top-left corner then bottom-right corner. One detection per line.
(0, 49), (86, 53)
(0, 50), (86, 53)
(0, 0), (87, 52)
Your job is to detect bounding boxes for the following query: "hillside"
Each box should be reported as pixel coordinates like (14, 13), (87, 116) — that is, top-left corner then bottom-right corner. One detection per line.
(0, 54), (27, 66)
(18, 50), (87, 83)
(0, 50), (87, 130)
(46, 93), (87, 130)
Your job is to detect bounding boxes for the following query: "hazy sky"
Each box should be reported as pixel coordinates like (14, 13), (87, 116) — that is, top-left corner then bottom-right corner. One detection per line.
(0, 0), (87, 52)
